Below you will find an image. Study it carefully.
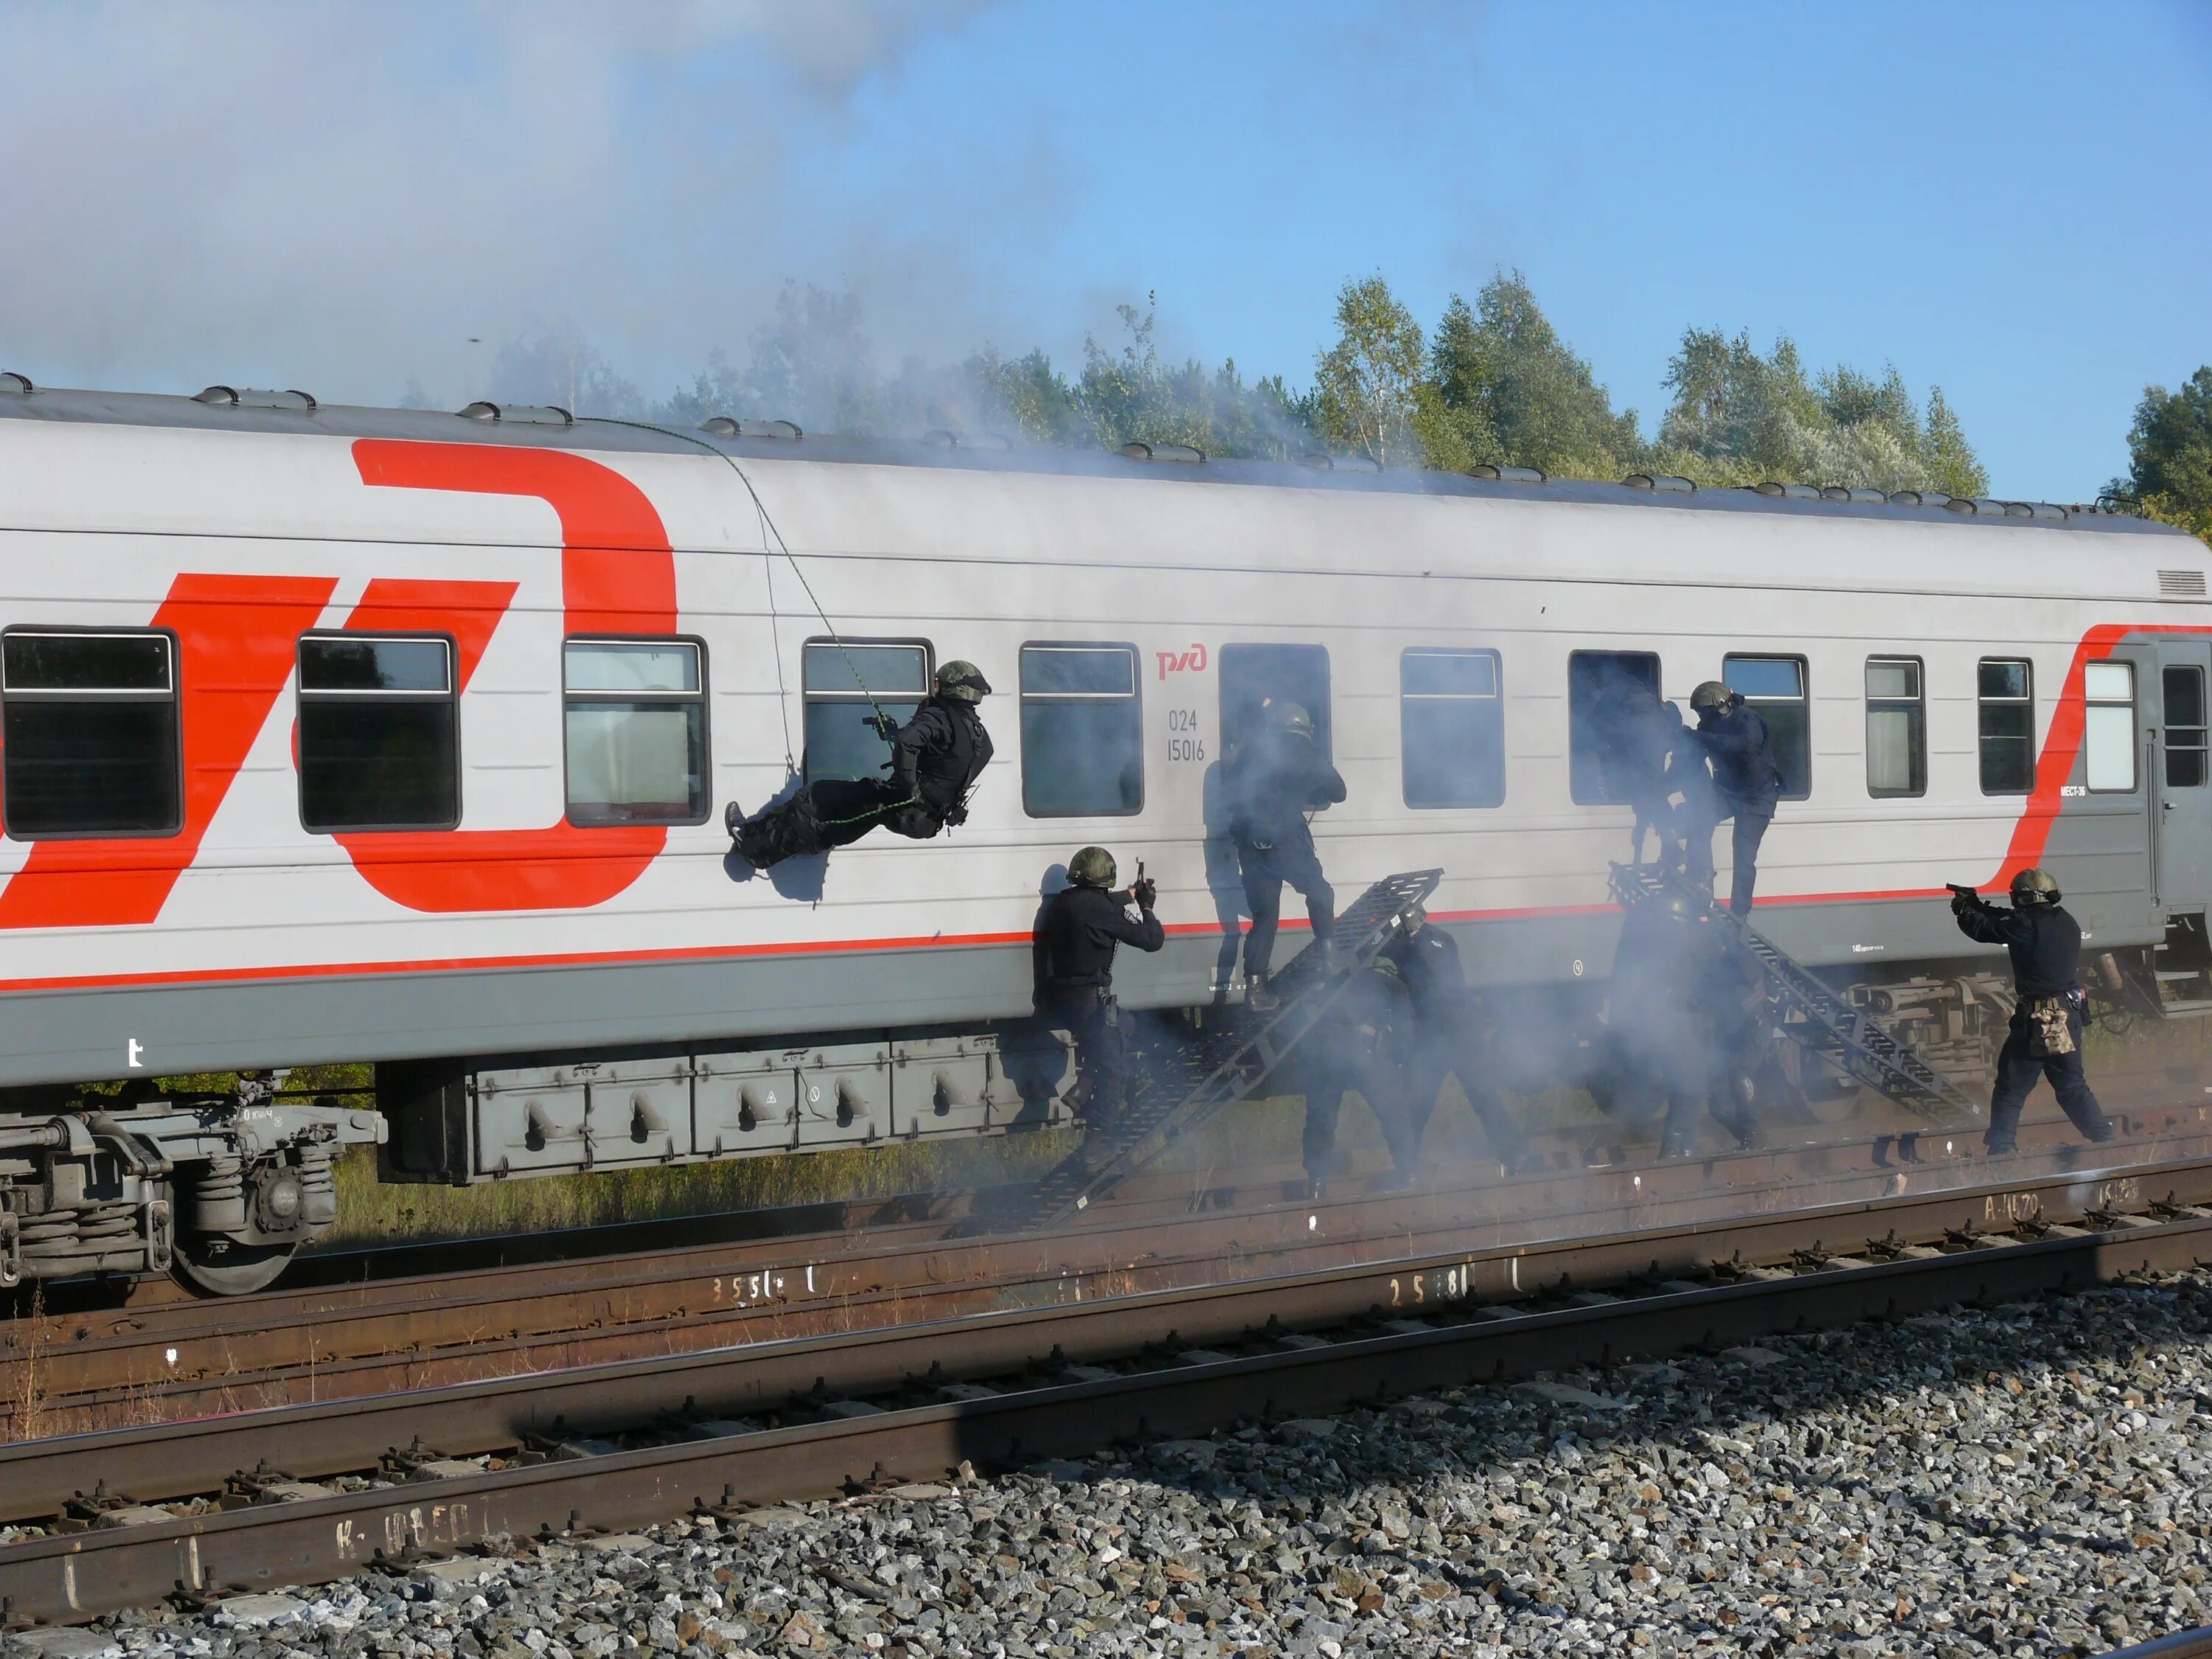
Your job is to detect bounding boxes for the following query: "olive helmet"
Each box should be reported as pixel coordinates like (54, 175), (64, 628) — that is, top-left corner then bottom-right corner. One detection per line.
(1689, 680), (1736, 715)
(1068, 846), (1117, 889)
(935, 661), (992, 703)
(1265, 700), (1316, 740)
(1367, 954), (1402, 981)
(2009, 867), (2061, 906)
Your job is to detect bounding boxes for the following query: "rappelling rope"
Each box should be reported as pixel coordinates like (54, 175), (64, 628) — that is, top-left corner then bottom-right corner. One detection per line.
(579, 417), (901, 740)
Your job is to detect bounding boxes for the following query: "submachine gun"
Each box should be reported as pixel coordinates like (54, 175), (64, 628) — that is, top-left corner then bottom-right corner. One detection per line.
(1610, 861), (1983, 1130)
(973, 868), (1443, 1236)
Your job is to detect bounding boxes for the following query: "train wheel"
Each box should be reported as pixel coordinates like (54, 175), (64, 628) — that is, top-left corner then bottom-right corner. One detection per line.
(171, 1233), (298, 1297)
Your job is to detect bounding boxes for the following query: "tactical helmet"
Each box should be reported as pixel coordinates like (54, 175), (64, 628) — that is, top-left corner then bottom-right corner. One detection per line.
(1068, 846), (1116, 889)
(1266, 700), (1316, 740)
(935, 661), (992, 702)
(1689, 680), (1735, 715)
(2009, 867), (2061, 906)
(1367, 955), (1401, 981)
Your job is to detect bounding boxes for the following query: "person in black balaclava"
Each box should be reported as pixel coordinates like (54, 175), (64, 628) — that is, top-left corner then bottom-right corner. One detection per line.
(1034, 846), (1163, 1138)
(1684, 680), (1782, 914)
(1225, 700), (1345, 1011)
(727, 661), (993, 867)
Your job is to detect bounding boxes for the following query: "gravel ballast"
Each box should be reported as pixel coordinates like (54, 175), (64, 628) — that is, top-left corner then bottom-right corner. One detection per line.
(12, 1269), (2212, 1659)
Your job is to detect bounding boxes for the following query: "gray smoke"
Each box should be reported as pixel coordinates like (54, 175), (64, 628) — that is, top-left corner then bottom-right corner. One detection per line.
(0, 0), (1006, 407)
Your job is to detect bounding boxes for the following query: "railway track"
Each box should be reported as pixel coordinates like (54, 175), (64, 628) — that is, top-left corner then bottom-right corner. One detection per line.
(8, 1097), (2211, 1436)
(6, 1144), (2212, 1627)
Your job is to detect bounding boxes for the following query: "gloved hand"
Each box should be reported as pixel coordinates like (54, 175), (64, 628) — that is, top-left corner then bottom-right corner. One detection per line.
(942, 801), (968, 827)
(1950, 891), (1975, 917)
(1132, 876), (1158, 911)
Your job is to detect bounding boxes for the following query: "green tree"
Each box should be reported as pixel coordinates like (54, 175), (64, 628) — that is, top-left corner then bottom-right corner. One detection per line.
(1426, 273), (1641, 477)
(1919, 386), (1989, 498)
(2115, 369), (2212, 543)
(1313, 274), (1426, 466)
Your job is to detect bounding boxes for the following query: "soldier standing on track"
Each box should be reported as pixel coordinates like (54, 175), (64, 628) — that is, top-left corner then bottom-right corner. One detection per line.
(1299, 956), (1415, 1198)
(1685, 680), (1783, 914)
(1225, 700), (1346, 1012)
(1381, 903), (1530, 1173)
(1034, 848), (1163, 1138)
(728, 661), (994, 868)
(1952, 869), (2117, 1155)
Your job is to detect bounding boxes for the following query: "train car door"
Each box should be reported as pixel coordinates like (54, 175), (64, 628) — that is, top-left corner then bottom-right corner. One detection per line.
(2153, 639), (2212, 914)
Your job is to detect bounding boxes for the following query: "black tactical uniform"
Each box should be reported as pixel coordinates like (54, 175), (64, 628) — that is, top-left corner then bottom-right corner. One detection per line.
(1606, 891), (1739, 1158)
(1954, 880), (2115, 1154)
(731, 667), (993, 868)
(1300, 959), (1414, 1193)
(1225, 708), (1346, 1004)
(1686, 689), (1782, 914)
(1034, 854), (1164, 1133)
(1381, 915), (1528, 1169)
(1599, 686), (1700, 869)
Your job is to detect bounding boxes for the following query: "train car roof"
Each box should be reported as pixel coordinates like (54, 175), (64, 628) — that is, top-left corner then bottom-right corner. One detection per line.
(0, 378), (2191, 541)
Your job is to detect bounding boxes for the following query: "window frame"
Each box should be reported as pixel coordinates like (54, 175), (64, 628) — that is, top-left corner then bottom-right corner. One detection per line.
(1566, 648), (1661, 807)
(1976, 655), (2037, 798)
(1399, 645), (1506, 810)
(1863, 654), (1926, 800)
(2166, 663), (2208, 791)
(0, 625), (185, 841)
(800, 635), (935, 787)
(294, 630), (463, 835)
(1016, 640), (1144, 819)
(559, 634), (713, 828)
(2084, 658), (2138, 795)
(1721, 652), (1812, 802)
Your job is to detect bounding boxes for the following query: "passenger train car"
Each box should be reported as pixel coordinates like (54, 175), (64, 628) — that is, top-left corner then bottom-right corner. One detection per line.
(0, 374), (2204, 1290)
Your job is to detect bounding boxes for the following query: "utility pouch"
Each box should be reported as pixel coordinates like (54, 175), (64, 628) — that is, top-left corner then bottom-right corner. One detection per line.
(2025, 995), (2076, 1059)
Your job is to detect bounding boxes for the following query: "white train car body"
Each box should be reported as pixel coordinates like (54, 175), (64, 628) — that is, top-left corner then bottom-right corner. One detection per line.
(0, 384), (2205, 1283)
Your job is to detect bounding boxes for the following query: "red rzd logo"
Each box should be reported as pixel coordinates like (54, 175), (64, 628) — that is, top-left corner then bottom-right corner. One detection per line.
(1155, 644), (1208, 681)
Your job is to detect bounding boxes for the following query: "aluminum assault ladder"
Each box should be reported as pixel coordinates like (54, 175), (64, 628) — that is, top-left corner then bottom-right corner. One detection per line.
(978, 869), (1444, 1236)
(1608, 861), (1983, 1130)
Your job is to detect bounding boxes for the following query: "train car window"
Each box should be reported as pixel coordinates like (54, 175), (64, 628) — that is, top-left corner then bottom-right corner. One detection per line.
(1567, 650), (1660, 806)
(1722, 655), (1811, 800)
(1019, 643), (1143, 817)
(1863, 657), (1925, 799)
(1401, 648), (1505, 808)
(296, 635), (459, 832)
(2166, 665), (2208, 789)
(563, 640), (709, 826)
(802, 640), (931, 785)
(2084, 660), (2137, 793)
(1220, 644), (1331, 762)
(1978, 658), (2034, 795)
(0, 630), (181, 838)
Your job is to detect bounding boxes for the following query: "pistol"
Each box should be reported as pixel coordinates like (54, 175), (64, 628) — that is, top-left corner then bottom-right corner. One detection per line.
(1946, 883), (1981, 903)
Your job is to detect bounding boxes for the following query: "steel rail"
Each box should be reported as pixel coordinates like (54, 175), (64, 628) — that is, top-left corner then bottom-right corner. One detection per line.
(2099, 1628), (2212, 1659)
(3, 1166), (2211, 1625)
(10, 1110), (2209, 1432)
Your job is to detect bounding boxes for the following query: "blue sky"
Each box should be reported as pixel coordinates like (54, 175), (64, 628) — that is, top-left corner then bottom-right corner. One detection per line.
(3, 0), (2206, 499)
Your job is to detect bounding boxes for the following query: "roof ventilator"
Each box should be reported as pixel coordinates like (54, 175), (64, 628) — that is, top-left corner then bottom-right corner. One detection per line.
(1299, 453), (1335, 470)
(2027, 502), (2067, 521)
(700, 417), (803, 440)
(1471, 464), (1546, 483)
(1887, 490), (1952, 508)
(2160, 569), (2208, 599)
(919, 428), (1012, 452)
(195, 386), (317, 411)
(1623, 473), (1695, 493)
(457, 401), (573, 427)
(1752, 481), (1821, 500)
(1121, 441), (1206, 464)
(0, 372), (32, 395)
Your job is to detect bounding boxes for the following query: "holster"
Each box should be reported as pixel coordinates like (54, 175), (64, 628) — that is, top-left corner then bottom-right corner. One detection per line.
(2023, 994), (2076, 1059)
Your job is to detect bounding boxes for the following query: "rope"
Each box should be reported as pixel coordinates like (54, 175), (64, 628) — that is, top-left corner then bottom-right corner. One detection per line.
(578, 417), (900, 734)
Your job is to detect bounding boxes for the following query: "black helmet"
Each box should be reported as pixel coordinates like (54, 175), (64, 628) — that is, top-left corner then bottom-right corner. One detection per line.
(1689, 680), (1735, 716)
(2009, 867), (2060, 906)
(1068, 846), (1116, 888)
(1266, 700), (1315, 740)
(936, 661), (992, 703)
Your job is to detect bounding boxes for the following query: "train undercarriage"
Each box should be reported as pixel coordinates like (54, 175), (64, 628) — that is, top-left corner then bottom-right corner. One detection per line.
(0, 926), (2194, 1297)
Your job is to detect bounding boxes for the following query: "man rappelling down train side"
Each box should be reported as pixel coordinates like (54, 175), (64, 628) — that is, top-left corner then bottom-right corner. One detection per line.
(1225, 700), (1346, 1012)
(727, 661), (995, 868)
